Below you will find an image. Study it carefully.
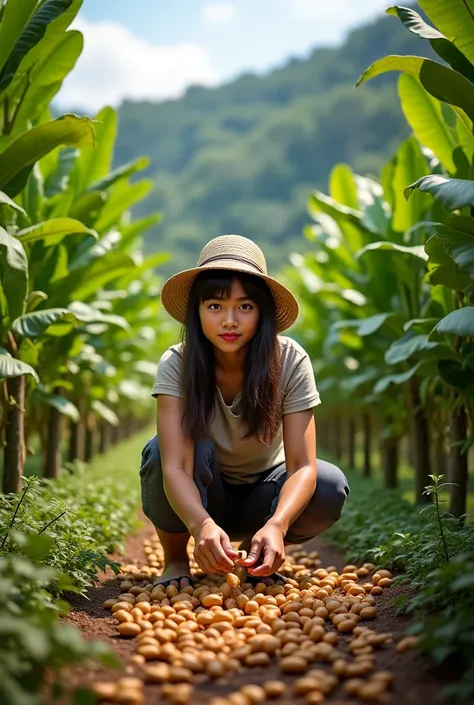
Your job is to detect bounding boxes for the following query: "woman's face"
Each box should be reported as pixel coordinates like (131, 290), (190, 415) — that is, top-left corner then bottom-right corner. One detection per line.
(199, 277), (260, 353)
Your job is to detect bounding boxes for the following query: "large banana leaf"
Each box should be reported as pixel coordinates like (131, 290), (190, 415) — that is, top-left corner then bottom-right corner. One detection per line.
(354, 174), (391, 238)
(16, 0), (82, 74)
(387, 5), (474, 83)
(67, 253), (137, 302)
(0, 226), (28, 321)
(0, 115), (95, 197)
(309, 188), (377, 257)
(14, 30), (83, 129)
(118, 213), (162, 249)
(391, 135), (431, 233)
(356, 56), (474, 124)
(68, 301), (130, 331)
(405, 175), (474, 210)
(329, 165), (391, 240)
(425, 234), (471, 290)
(42, 300), (130, 337)
(435, 217), (474, 279)
(329, 165), (359, 210)
(43, 147), (78, 196)
(69, 191), (106, 225)
(0, 0), (74, 94)
(33, 385), (80, 420)
(0, 189), (28, 222)
(117, 252), (171, 287)
(373, 361), (425, 394)
(87, 156), (150, 193)
(398, 74), (456, 172)
(420, 0), (474, 68)
(91, 399), (119, 426)
(16, 217), (97, 246)
(385, 331), (439, 364)
(22, 162), (44, 223)
(357, 241), (428, 302)
(0, 353), (39, 382)
(357, 241), (428, 262)
(0, 0), (37, 74)
(309, 190), (366, 228)
(94, 179), (153, 234)
(332, 312), (402, 337)
(68, 230), (122, 271)
(11, 307), (72, 338)
(74, 106), (117, 193)
(433, 307), (474, 336)
(455, 112), (474, 163)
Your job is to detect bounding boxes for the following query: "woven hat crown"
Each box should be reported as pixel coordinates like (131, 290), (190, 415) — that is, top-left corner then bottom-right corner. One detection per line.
(197, 235), (268, 274)
(160, 233), (299, 332)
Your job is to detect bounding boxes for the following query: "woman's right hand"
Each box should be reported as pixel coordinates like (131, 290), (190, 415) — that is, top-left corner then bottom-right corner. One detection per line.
(193, 518), (239, 574)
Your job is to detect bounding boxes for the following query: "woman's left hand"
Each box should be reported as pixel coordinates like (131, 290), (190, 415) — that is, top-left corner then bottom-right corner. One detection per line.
(240, 523), (285, 577)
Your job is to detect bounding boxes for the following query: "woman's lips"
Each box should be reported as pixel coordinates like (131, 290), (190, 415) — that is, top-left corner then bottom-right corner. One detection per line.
(220, 333), (240, 341)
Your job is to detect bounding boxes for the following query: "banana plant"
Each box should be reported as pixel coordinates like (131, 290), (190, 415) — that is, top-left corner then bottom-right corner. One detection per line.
(290, 140), (442, 498)
(354, 0), (474, 515)
(0, 0), (169, 492)
(17, 106), (165, 479)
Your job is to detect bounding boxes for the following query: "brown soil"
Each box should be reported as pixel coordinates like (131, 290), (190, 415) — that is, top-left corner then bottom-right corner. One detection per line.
(56, 512), (453, 705)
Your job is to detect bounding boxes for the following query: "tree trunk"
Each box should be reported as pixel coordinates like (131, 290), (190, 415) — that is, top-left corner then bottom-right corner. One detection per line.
(362, 413), (372, 477)
(111, 423), (120, 446)
(449, 399), (469, 520)
(84, 426), (94, 462)
(99, 423), (111, 454)
(69, 420), (82, 462)
(44, 387), (63, 479)
(382, 433), (398, 489)
(409, 379), (431, 503)
(433, 421), (448, 479)
(2, 376), (26, 494)
(348, 417), (356, 470)
(68, 397), (86, 463)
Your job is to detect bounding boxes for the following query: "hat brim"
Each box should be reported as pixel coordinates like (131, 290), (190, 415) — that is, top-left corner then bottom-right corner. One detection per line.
(160, 260), (299, 332)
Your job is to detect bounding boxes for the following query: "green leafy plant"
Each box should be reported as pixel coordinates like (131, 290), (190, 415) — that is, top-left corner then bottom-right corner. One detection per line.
(0, 428), (150, 705)
(324, 468), (474, 700)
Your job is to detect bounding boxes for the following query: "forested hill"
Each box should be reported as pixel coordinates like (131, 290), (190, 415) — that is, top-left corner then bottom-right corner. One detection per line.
(115, 5), (434, 274)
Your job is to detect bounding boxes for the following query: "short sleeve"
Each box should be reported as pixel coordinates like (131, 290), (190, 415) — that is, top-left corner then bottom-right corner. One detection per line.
(151, 348), (184, 398)
(282, 353), (321, 415)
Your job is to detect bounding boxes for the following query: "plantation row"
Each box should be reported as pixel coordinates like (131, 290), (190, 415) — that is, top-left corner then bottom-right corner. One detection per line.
(0, 0), (175, 495)
(289, 3), (474, 519)
(1, 1), (474, 704)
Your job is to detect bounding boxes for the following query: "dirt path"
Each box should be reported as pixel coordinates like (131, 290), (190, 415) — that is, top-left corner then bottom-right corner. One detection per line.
(60, 512), (449, 704)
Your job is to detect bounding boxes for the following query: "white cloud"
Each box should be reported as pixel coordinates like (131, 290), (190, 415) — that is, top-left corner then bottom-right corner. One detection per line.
(55, 17), (220, 112)
(201, 2), (236, 26)
(289, 0), (388, 26)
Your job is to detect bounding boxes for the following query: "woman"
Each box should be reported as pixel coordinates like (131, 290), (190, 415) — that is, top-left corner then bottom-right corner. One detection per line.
(140, 234), (349, 587)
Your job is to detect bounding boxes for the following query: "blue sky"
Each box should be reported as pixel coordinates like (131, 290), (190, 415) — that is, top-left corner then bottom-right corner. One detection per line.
(57, 0), (390, 111)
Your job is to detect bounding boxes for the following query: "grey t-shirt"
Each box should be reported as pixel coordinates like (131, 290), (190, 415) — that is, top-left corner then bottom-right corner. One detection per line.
(151, 335), (321, 484)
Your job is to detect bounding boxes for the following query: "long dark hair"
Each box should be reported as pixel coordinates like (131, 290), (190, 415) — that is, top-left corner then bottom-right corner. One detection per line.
(181, 269), (282, 445)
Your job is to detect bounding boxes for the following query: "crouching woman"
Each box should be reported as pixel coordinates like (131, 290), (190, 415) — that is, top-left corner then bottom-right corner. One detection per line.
(140, 235), (349, 586)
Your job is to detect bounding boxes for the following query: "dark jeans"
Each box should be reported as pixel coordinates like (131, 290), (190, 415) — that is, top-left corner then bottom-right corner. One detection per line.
(140, 436), (350, 544)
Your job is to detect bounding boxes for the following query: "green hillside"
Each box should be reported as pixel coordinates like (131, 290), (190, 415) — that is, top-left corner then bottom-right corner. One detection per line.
(114, 5), (435, 274)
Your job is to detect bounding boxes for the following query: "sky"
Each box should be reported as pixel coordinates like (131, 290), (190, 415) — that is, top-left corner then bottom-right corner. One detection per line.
(57, 0), (391, 112)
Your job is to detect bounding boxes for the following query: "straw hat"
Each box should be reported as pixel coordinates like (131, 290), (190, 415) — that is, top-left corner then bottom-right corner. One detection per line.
(160, 234), (299, 332)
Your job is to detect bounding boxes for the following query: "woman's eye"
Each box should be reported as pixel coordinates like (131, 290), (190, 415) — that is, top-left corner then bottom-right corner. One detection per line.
(240, 303), (253, 311)
(208, 303), (221, 310)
